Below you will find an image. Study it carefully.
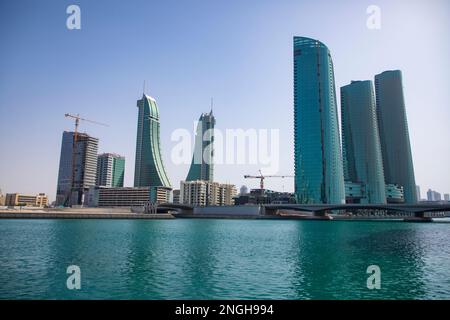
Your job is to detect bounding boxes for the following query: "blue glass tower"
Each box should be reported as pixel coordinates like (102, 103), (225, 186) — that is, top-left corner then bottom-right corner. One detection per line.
(341, 80), (386, 204)
(186, 111), (215, 182)
(375, 70), (417, 203)
(134, 94), (171, 188)
(293, 37), (345, 204)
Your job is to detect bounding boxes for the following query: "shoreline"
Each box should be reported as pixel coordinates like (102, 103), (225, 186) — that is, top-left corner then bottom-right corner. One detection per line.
(0, 208), (446, 222)
(0, 208), (174, 219)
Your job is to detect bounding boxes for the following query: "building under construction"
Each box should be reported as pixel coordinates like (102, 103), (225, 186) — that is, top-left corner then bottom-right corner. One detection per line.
(234, 189), (296, 205)
(55, 131), (99, 206)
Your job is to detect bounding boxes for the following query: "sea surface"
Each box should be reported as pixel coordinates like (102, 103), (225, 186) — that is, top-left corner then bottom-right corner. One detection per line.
(0, 218), (449, 299)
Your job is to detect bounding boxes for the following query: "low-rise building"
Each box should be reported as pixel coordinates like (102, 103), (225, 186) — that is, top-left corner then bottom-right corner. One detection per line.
(344, 181), (365, 203)
(385, 184), (404, 203)
(5, 193), (49, 207)
(0, 190), (5, 206)
(180, 180), (236, 206)
(344, 182), (405, 204)
(86, 186), (172, 207)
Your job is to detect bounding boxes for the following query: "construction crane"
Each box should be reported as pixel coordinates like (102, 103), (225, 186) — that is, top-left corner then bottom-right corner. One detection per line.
(244, 170), (294, 194)
(64, 113), (109, 206)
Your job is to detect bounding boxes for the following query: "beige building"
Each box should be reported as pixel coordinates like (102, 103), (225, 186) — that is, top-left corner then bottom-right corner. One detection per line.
(0, 190), (5, 206)
(5, 193), (49, 207)
(219, 184), (237, 206)
(180, 180), (236, 206)
(86, 186), (172, 207)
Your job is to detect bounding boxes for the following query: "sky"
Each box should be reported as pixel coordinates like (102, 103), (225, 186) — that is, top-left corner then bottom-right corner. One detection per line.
(0, 0), (449, 202)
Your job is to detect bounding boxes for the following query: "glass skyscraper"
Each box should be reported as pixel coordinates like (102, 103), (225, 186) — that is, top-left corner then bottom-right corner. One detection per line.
(375, 70), (417, 203)
(96, 153), (125, 188)
(293, 36), (345, 204)
(186, 111), (215, 182)
(134, 94), (171, 188)
(341, 80), (386, 204)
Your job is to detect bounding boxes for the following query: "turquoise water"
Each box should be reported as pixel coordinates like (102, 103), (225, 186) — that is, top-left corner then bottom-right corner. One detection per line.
(0, 219), (449, 299)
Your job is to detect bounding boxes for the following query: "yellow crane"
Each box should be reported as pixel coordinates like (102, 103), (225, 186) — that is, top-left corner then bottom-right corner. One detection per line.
(64, 113), (108, 206)
(244, 170), (294, 194)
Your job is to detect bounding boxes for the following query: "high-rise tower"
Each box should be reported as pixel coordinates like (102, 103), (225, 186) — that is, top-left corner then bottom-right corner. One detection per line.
(56, 131), (98, 206)
(293, 36), (345, 204)
(186, 110), (215, 182)
(134, 93), (171, 188)
(375, 70), (417, 203)
(341, 80), (386, 204)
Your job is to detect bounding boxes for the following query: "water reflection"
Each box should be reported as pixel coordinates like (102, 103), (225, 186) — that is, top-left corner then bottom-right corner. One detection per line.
(288, 221), (428, 299)
(0, 219), (449, 299)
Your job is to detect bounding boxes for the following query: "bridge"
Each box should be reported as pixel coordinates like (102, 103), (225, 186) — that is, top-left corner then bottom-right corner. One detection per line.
(156, 203), (193, 213)
(263, 203), (450, 218)
(155, 203), (450, 219)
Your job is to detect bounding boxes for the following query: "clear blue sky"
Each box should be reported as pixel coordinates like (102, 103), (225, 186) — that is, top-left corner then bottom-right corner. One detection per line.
(1, 0), (449, 201)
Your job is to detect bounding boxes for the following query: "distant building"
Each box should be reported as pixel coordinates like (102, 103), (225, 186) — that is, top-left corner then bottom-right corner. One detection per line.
(341, 80), (386, 204)
(239, 185), (248, 195)
(234, 189), (296, 205)
(427, 189), (433, 201)
(134, 93), (171, 188)
(86, 186), (171, 207)
(293, 36), (345, 204)
(5, 193), (49, 207)
(180, 180), (236, 206)
(444, 194), (450, 202)
(96, 153), (125, 187)
(186, 111), (215, 182)
(434, 191), (441, 201)
(172, 189), (180, 204)
(0, 189), (4, 206)
(426, 189), (442, 202)
(375, 70), (417, 203)
(416, 185), (421, 202)
(56, 131), (99, 206)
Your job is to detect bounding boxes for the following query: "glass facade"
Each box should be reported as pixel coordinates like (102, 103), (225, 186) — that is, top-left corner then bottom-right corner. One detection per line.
(186, 111), (215, 182)
(112, 156), (125, 187)
(293, 37), (345, 204)
(96, 153), (125, 188)
(56, 131), (98, 206)
(385, 184), (404, 203)
(341, 80), (386, 204)
(134, 94), (171, 188)
(375, 70), (417, 203)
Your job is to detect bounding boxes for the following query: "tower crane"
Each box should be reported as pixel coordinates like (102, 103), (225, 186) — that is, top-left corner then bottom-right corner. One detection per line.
(244, 170), (294, 194)
(64, 113), (109, 206)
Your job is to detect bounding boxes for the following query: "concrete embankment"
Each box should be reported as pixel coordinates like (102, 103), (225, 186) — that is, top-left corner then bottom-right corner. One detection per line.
(175, 207), (333, 220)
(0, 208), (174, 219)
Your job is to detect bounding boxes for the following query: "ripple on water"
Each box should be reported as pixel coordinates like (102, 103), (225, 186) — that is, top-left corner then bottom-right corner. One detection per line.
(0, 219), (449, 299)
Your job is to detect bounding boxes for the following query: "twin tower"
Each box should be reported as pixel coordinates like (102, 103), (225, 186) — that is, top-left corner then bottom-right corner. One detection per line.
(133, 94), (215, 189)
(293, 36), (417, 204)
